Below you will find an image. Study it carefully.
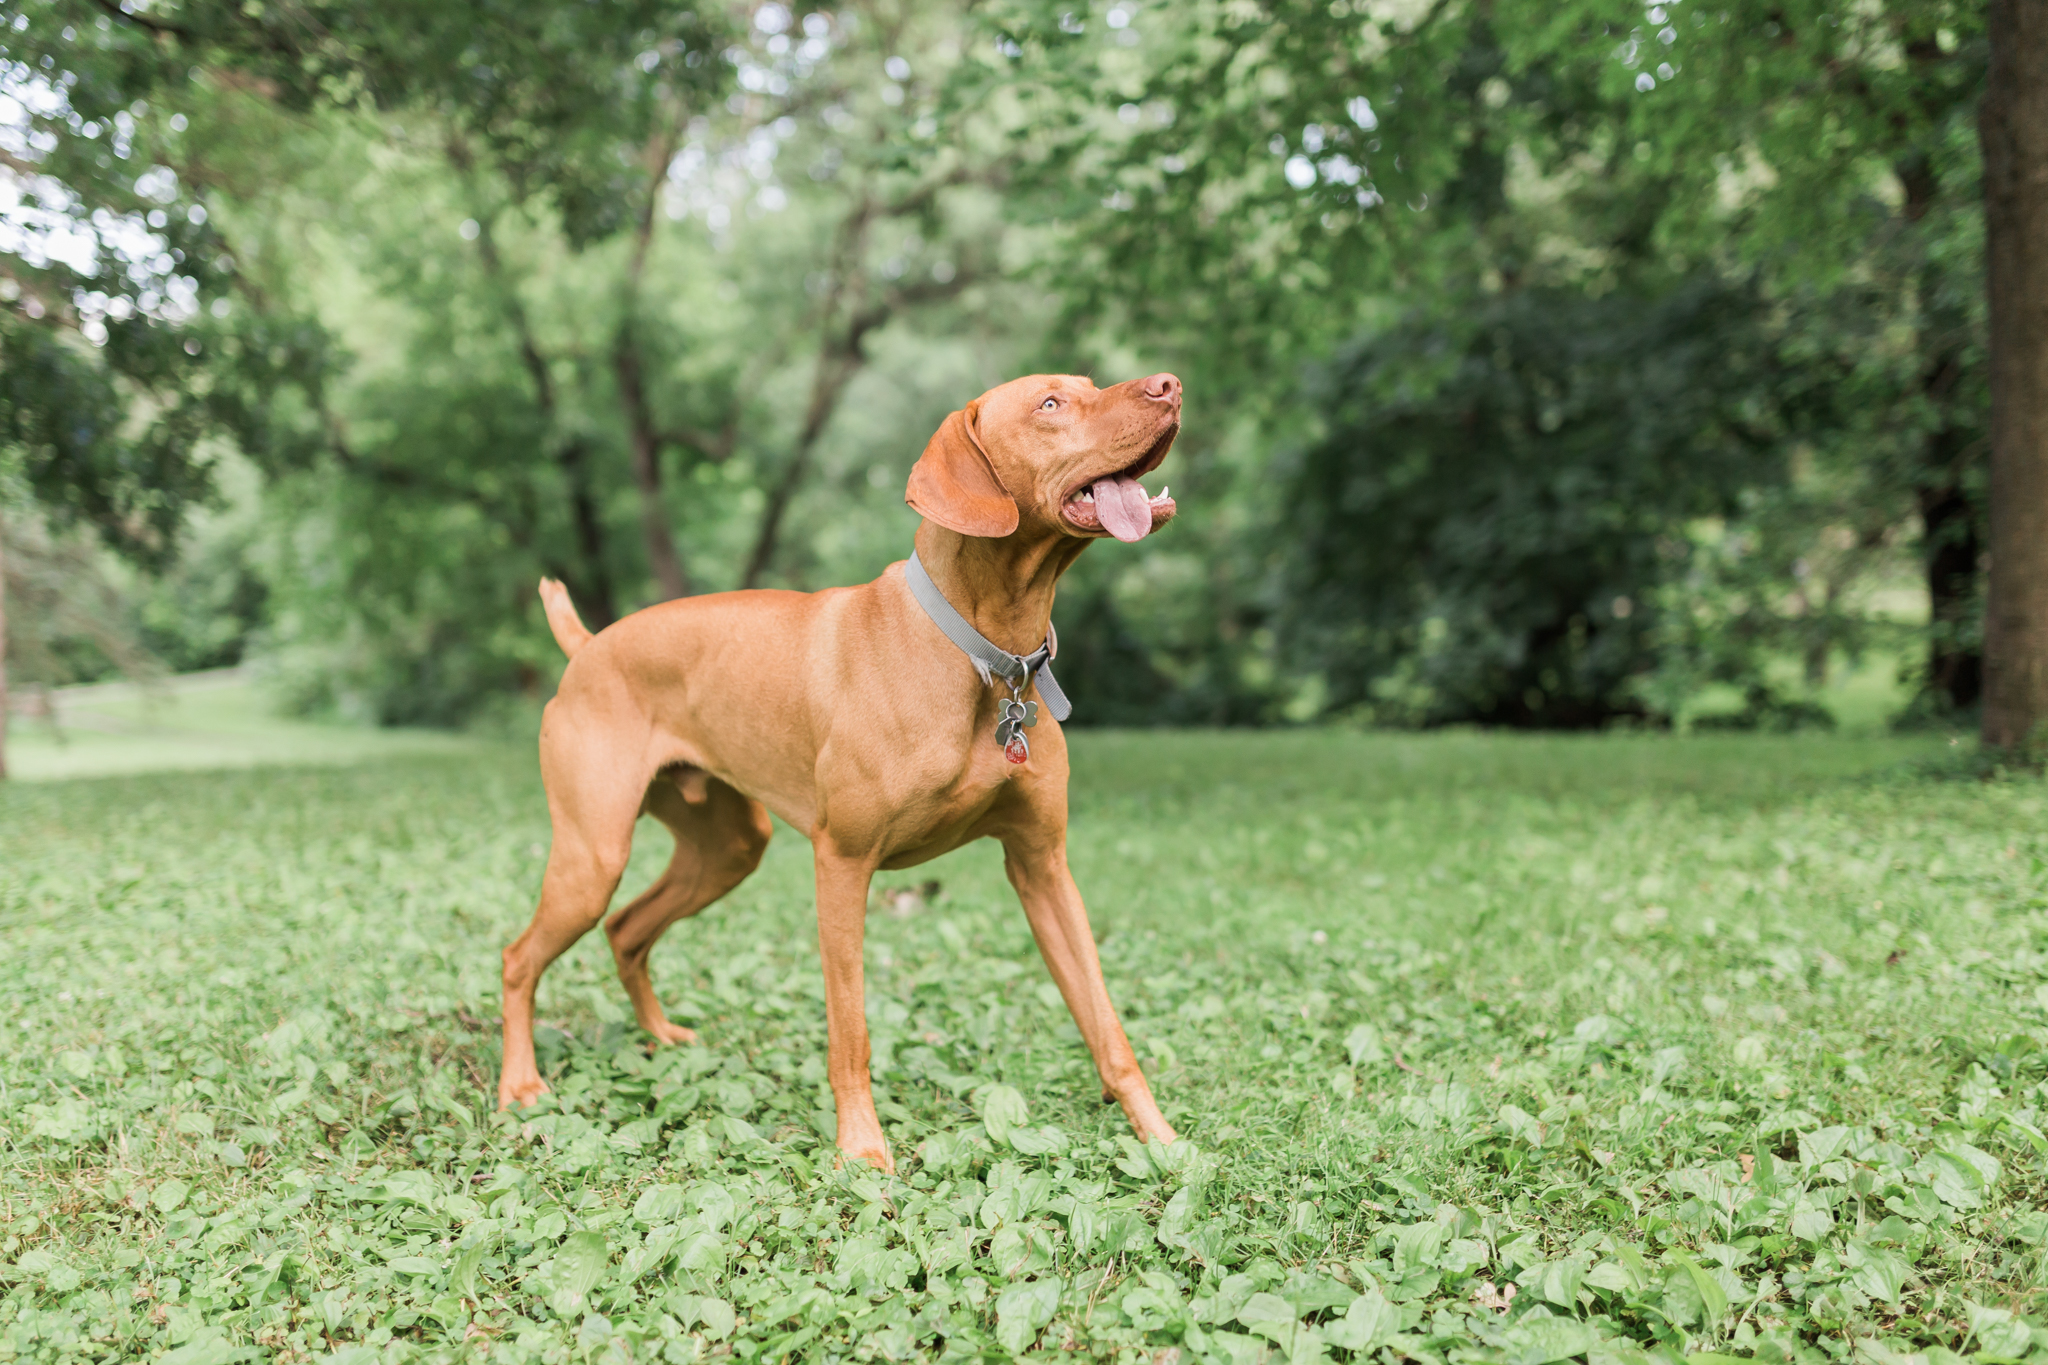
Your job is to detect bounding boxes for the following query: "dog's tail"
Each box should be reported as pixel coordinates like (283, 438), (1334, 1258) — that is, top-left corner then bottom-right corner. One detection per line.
(538, 579), (594, 659)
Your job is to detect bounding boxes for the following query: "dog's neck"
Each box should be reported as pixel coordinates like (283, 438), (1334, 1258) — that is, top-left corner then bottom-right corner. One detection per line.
(913, 523), (1089, 658)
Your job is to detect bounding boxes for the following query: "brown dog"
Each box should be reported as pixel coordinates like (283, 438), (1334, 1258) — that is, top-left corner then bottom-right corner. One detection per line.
(500, 372), (1184, 1171)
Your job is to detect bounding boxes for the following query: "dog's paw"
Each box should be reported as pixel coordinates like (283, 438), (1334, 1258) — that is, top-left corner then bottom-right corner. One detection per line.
(834, 1138), (896, 1174)
(646, 1021), (700, 1046)
(498, 1075), (551, 1111)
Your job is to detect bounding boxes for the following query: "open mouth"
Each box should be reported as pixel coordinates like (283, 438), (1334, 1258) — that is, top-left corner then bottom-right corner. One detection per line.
(1061, 421), (1179, 542)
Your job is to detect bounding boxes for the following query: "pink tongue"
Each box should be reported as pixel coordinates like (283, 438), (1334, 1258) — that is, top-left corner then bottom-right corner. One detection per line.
(1092, 475), (1153, 542)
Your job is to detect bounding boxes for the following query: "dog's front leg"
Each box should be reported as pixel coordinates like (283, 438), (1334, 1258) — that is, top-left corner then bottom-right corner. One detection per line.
(814, 850), (893, 1172)
(1002, 835), (1179, 1147)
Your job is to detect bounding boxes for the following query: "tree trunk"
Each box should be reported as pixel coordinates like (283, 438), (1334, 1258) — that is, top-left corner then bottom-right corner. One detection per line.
(0, 510), (9, 781)
(556, 439), (618, 631)
(611, 116), (691, 605)
(734, 172), (979, 590)
(612, 330), (690, 601)
(463, 203), (620, 627)
(741, 349), (862, 591)
(1980, 0), (2048, 751)
(1918, 472), (1984, 709)
(1897, 140), (1986, 714)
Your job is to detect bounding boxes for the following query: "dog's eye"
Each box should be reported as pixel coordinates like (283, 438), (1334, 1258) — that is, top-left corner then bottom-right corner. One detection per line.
(1040, 396), (1057, 411)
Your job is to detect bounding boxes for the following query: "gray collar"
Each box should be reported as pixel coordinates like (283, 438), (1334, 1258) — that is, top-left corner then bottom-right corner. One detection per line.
(904, 552), (1072, 723)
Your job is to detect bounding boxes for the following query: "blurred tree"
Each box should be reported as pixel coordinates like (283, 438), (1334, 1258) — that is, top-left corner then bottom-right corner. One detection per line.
(6, 0), (1036, 724)
(47, 0), (740, 622)
(254, 0), (1021, 721)
(1, 510), (7, 777)
(0, 2), (337, 770)
(0, 508), (159, 687)
(7, 0), (2023, 739)
(977, 0), (1992, 727)
(1285, 279), (1790, 727)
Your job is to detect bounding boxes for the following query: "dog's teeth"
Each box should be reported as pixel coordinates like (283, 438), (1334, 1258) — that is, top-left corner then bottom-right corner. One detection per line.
(1152, 485), (1170, 504)
(1078, 490), (1094, 503)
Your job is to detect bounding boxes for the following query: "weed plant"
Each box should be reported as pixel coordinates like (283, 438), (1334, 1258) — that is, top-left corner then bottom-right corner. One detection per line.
(2, 731), (2045, 1364)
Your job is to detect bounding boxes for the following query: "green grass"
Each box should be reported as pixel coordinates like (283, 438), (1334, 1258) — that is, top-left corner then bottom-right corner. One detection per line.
(3, 730), (2047, 1365)
(3, 674), (482, 782)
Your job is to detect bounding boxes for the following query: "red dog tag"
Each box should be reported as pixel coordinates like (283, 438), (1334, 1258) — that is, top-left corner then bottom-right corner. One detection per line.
(1004, 737), (1029, 764)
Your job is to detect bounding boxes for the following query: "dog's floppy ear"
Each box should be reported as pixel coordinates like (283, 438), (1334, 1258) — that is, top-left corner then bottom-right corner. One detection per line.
(906, 401), (1019, 538)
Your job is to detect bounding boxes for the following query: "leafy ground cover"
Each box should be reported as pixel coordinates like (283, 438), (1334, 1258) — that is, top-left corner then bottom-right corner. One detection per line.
(2, 730), (2046, 1365)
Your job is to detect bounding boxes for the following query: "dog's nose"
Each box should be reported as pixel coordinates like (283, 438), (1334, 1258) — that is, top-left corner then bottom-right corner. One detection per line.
(1141, 372), (1181, 402)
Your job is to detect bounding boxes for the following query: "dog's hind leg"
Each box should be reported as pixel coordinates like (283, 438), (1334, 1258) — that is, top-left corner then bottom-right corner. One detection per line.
(606, 769), (772, 1045)
(498, 718), (644, 1111)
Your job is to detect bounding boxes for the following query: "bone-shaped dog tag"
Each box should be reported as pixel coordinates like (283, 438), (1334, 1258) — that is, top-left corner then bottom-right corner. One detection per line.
(996, 698), (1032, 762)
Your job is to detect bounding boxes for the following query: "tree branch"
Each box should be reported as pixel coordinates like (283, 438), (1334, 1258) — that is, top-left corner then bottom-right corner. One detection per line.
(450, 137), (618, 624)
(612, 332), (691, 599)
(614, 110), (692, 600)
(659, 423), (739, 463)
(466, 217), (557, 416)
(734, 147), (996, 590)
(90, 0), (196, 42)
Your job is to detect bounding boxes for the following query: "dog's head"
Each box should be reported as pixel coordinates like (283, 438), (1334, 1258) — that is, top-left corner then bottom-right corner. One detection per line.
(906, 373), (1180, 542)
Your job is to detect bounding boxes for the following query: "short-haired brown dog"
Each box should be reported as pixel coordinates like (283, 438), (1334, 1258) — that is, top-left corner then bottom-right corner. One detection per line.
(501, 372), (1184, 1171)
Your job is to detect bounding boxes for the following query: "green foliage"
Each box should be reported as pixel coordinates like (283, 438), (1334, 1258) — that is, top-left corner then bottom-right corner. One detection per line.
(1285, 278), (1790, 727)
(0, 510), (160, 689)
(0, 462), (268, 694)
(970, 0), (1991, 727)
(5, 0), (1056, 723)
(5, 731), (2048, 1360)
(19, 0), (734, 243)
(986, 0), (1986, 367)
(0, 321), (205, 569)
(0, 0), (2006, 731)
(0, 2), (349, 566)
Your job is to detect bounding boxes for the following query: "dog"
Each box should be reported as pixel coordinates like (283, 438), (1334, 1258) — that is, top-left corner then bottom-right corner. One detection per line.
(500, 371), (1184, 1171)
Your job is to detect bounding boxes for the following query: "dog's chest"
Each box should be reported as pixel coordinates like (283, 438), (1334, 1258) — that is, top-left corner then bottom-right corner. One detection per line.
(868, 745), (1040, 868)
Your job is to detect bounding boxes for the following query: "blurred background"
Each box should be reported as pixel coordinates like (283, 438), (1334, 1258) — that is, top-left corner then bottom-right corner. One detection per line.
(0, 0), (2003, 773)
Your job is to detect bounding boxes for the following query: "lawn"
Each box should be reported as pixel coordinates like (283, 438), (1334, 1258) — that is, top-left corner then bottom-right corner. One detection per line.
(1, 673), (482, 782)
(2, 729), (2045, 1365)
